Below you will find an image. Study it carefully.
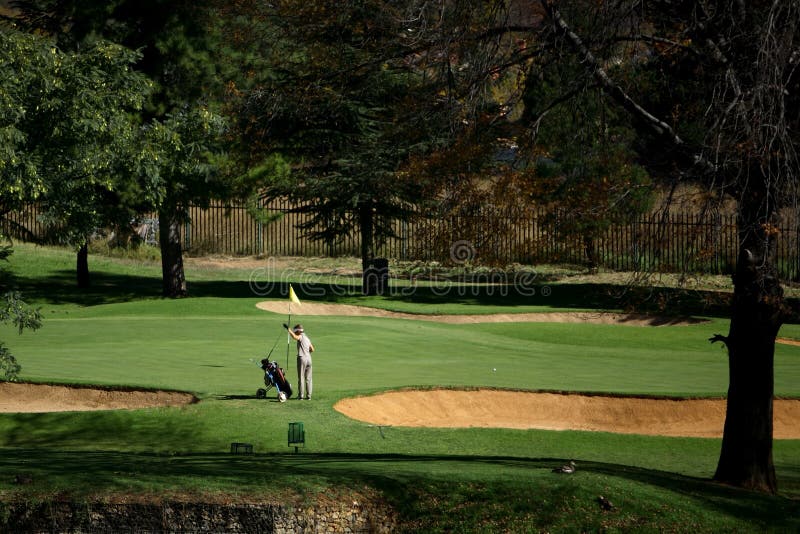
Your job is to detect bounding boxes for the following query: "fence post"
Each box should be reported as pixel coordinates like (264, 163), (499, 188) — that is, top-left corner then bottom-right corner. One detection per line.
(257, 220), (263, 256)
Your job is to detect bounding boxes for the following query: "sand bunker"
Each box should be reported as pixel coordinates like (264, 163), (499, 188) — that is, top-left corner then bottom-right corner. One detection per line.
(256, 301), (706, 326)
(0, 383), (196, 413)
(334, 389), (800, 439)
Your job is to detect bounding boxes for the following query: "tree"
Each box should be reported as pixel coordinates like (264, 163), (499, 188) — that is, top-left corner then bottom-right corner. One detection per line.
(524, 79), (653, 270)
(144, 107), (228, 297)
(99, 0), (237, 297)
(5, 0), (230, 297)
(532, 0), (799, 493)
(222, 0), (460, 292)
(0, 27), (153, 288)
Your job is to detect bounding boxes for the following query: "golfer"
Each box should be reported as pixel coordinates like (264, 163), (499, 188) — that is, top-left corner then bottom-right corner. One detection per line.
(287, 323), (315, 400)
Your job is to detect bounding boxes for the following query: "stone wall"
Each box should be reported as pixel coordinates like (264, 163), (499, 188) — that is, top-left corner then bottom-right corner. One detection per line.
(0, 499), (398, 533)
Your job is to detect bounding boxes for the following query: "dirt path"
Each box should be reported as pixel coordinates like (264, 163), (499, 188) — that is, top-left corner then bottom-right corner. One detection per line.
(334, 389), (800, 439)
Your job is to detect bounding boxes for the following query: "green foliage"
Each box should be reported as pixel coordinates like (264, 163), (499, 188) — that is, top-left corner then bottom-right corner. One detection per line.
(0, 240), (41, 381)
(0, 29), (56, 205)
(144, 106), (229, 216)
(524, 65), (654, 255)
(238, 155), (291, 225)
(222, 1), (457, 260)
(0, 291), (41, 336)
(5, 0), (222, 118)
(0, 28), (153, 247)
(0, 343), (20, 381)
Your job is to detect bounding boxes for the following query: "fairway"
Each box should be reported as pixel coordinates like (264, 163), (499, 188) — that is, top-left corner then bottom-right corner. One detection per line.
(260, 299), (800, 438)
(2, 245), (800, 532)
(5, 301), (800, 437)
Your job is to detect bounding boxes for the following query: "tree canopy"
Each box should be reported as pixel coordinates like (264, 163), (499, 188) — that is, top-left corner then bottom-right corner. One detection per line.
(222, 0), (480, 285)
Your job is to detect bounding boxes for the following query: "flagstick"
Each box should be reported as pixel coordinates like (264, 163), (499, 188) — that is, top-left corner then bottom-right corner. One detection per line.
(286, 302), (292, 371)
(286, 284), (301, 389)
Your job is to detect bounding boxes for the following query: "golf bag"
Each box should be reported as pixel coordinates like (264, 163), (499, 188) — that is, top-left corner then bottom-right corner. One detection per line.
(256, 357), (293, 402)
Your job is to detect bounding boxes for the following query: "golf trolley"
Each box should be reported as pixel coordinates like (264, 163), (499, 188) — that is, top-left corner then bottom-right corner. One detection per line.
(256, 357), (293, 402)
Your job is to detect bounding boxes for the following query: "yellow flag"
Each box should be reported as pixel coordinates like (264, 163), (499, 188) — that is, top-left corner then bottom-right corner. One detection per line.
(289, 284), (301, 305)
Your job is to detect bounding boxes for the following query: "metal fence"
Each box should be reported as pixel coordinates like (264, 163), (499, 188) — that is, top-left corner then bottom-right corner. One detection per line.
(4, 202), (800, 279)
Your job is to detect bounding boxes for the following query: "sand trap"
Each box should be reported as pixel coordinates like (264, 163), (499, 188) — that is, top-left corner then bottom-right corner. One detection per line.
(0, 383), (196, 413)
(334, 389), (800, 439)
(256, 301), (706, 326)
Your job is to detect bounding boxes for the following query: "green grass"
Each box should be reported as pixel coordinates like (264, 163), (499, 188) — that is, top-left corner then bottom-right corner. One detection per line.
(1, 243), (799, 532)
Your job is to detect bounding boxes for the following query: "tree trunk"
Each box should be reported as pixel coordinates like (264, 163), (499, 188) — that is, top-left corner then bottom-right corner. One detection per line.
(583, 235), (598, 272)
(713, 199), (782, 494)
(158, 209), (187, 298)
(359, 203), (377, 295)
(76, 242), (90, 289)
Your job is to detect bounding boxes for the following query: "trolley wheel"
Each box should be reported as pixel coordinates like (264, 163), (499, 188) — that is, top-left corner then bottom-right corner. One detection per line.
(256, 388), (267, 399)
(278, 391), (287, 403)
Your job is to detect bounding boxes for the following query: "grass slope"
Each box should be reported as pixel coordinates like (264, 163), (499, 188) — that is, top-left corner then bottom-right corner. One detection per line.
(1, 244), (799, 532)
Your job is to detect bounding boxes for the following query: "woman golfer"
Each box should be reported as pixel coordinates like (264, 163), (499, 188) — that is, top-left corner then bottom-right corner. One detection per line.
(287, 324), (315, 400)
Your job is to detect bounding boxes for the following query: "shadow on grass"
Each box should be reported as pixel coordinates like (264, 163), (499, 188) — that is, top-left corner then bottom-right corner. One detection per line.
(585, 460), (800, 526)
(0, 409), (204, 452)
(11, 269), (163, 306)
(364, 282), (733, 318)
(0, 450), (796, 529)
(12, 267), (736, 320)
(12, 269), (266, 305)
(212, 394), (289, 403)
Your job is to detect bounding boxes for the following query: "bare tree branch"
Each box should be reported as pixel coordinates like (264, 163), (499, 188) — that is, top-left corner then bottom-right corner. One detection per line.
(540, 0), (718, 177)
